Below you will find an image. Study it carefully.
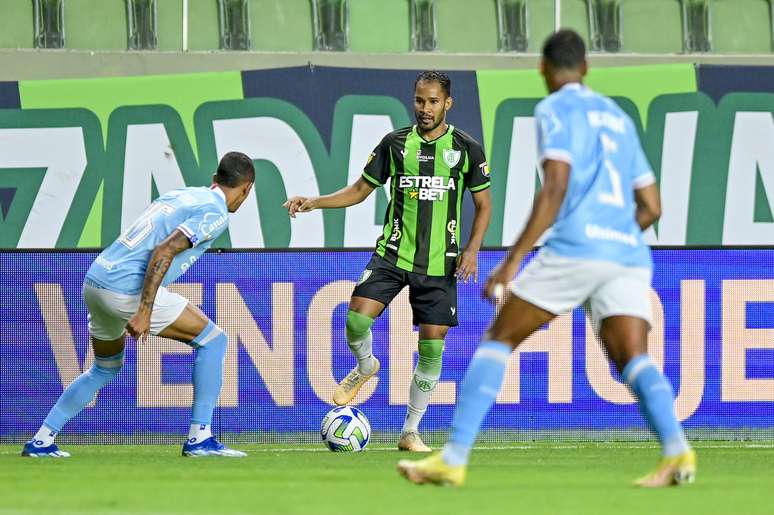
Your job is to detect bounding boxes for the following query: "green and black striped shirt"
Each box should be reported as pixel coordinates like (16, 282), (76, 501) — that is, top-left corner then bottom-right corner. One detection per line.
(362, 125), (491, 277)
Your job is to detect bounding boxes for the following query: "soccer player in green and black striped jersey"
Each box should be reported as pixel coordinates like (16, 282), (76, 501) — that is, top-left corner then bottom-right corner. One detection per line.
(284, 71), (492, 452)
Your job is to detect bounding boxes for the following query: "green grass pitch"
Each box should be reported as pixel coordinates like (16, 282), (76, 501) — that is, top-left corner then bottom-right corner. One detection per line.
(1, 442), (772, 514)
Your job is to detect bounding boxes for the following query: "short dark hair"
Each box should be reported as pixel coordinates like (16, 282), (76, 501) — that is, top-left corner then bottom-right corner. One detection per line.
(415, 70), (451, 97)
(542, 29), (586, 70)
(215, 151), (255, 187)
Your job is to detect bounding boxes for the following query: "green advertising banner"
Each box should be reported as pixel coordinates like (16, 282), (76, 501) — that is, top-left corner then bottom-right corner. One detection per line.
(1, 64), (773, 248)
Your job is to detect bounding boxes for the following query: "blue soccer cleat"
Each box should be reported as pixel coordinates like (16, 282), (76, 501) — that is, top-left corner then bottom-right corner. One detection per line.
(21, 441), (71, 458)
(182, 437), (246, 457)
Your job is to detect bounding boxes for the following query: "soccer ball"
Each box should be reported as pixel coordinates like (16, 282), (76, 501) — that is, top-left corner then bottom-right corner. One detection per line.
(320, 406), (371, 452)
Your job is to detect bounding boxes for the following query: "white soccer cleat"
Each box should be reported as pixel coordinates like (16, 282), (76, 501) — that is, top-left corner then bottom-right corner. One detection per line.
(332, 359), (380, 406)
(398, 431), (432, 452)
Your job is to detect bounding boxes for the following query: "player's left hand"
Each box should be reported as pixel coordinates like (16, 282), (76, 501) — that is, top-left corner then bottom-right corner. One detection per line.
(456, 248), (478, 283)
(126, 311), (151, 343)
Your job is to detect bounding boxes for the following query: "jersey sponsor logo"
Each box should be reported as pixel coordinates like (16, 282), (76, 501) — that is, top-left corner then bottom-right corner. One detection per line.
(389, 217), (402, 242)
(442, 149), (461, 168)
(447, 220), (457, 245)
(480, 162), (490, 177)
(416, 149), (434, 163)
(198, 212), (227, 240)
(399, 176), (456, 201)
(94, 255), (117, 270)
(584, 223), (638, 247)
(180, 255), (199, 272)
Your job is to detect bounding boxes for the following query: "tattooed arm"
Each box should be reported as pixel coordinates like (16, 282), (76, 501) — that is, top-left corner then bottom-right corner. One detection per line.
(125, 230), (192, 341)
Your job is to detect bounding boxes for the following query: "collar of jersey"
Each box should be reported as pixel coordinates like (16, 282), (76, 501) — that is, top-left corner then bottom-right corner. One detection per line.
(210, 185), (227, 204)
(412, 124), (454, 144)
(560, 82), (584, 92)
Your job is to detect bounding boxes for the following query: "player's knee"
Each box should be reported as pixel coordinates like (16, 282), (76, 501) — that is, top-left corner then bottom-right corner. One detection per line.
(346, 310), (374, 341)
(417, 339), (445, 373)
(189, 320), (227, 349)
(92, 351), (125, 381)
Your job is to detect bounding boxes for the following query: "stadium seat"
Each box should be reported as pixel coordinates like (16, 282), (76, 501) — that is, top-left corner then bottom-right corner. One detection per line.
(712, 0), (772, 53)
(621, 0), (683, 53)
(0, 2), (33, 48)
(559, 0), (592, 47)
(436, 0), (498, 53)
(526, 1), (557, 52)
(157, 1), (183, 51)
(251, 0), (313, 51)
(187, 0), (220, 50)
(64, 0), (125, 50)
(351, 0), (409, 53)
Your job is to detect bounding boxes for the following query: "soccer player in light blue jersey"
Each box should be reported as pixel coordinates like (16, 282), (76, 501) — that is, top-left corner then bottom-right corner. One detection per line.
(398, 30), (696, 487)
(22, 152), (255, 458)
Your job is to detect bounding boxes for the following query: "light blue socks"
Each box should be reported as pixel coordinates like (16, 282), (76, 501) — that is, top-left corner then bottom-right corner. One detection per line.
(442, 341), (512, 466)
(622, 354), (691, 457)
(42, 351), (125, 434)
(190, 321), (228, 426)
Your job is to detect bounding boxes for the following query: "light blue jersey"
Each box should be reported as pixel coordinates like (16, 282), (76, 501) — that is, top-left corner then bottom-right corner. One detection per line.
(86, 187), (229, 295)
(536, 83), (655, 268)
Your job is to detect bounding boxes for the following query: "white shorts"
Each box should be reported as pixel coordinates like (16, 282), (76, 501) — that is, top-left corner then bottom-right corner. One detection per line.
(511, 251), (653, 331)
(82, 281), (189, 341)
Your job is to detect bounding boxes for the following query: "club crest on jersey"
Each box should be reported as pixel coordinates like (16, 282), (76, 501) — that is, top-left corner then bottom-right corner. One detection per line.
(443, 149), (461, 168)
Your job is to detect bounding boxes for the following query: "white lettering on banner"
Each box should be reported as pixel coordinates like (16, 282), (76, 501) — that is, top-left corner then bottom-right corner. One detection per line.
(137, 284), (202, 408)
(722, 280), (774, 402)
(344, 114), (394, 246)
(723, 112), (774, 244)
(502, 115), (695, 247)
(503, 117), (540, 245)
(644, 111), (697, 245)
(497, 313), (572, 403)
(121, 124), (187, 231)
(217, 282), (295, 407)
(674, 280), (706, 420)
(0, 127), (87, 247)
(584, 283), (705, 421)
(36, 279), (768, 409)
(212, 117), (324, 247)
(307, 281), (378, 405)
(34, 283), (96, 407)
(585, 289), (665, 405)
(389, 290), (455, 405)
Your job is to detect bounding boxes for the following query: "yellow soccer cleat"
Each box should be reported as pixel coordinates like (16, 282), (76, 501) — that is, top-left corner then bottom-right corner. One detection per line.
(397, 452), (466, 487)
(634, 449), (697, 488)
(332, 359), (380, 406)
(397, 431), (432, 453)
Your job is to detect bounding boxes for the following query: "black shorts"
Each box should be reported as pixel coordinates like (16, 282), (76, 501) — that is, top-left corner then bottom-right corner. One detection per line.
(351, 254), (458, 327)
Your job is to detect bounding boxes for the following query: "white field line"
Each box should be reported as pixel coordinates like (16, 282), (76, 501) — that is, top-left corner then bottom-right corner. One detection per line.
(2, 443), (773, 455)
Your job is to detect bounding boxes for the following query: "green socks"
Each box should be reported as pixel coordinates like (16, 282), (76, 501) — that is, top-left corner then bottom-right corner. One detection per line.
(402, 339), (445, 434)
(345, 310), (377, 375)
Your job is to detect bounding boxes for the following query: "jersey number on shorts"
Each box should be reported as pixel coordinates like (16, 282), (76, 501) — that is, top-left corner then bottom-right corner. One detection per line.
(119, 202), (176, 249)
(597, 132), (625, 208)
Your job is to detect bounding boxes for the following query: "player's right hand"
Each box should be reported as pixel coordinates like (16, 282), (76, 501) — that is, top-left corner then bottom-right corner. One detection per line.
(126, 311), (151, 343)
(283, 196), (317, 218)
